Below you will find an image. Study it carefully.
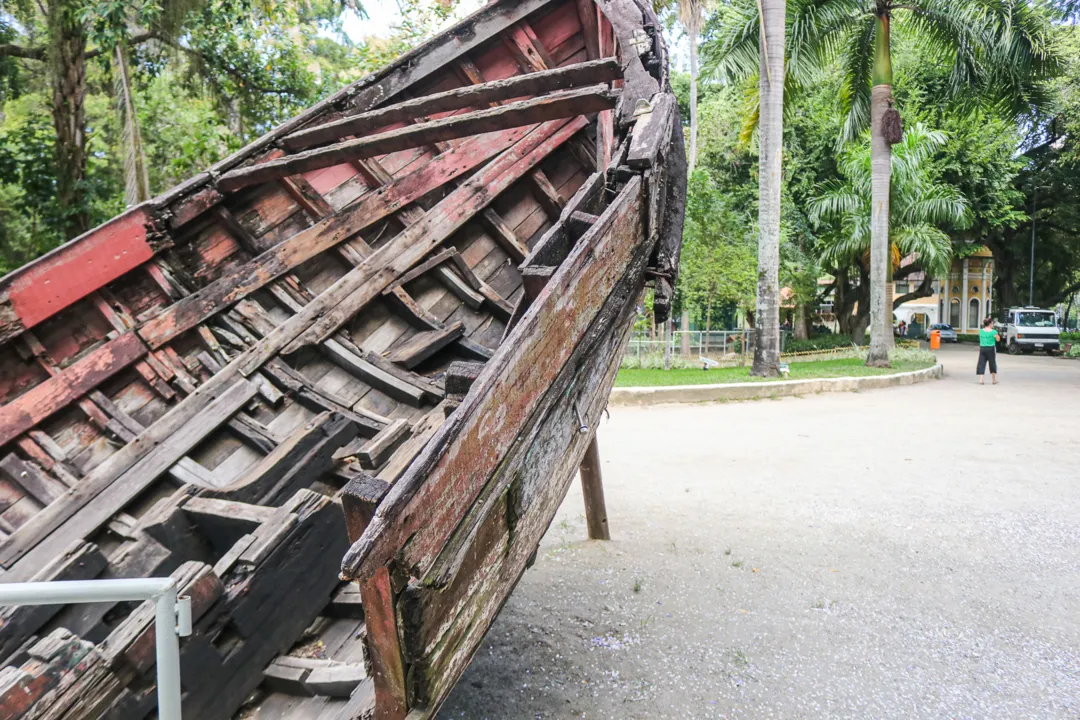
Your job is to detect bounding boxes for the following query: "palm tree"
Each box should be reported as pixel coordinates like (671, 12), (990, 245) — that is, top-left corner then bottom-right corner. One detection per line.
(705, 0), (1056, 366)
(809, 122), (972, 332)
(750, 0), (786, 376)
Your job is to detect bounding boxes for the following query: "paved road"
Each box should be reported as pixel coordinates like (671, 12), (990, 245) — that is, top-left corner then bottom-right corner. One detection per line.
(441, 344), (1080, 719)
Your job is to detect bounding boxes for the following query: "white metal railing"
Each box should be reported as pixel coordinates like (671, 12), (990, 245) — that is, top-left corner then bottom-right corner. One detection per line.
(0, 578), (192, 719)
(626, 330), (796, 359)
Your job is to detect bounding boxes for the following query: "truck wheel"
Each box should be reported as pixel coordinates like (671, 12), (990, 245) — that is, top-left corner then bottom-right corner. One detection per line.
(1007, 341), (1021, 355)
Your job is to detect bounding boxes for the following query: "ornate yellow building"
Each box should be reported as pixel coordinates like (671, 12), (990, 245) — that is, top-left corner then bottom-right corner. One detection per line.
(893, 246), (994, 335)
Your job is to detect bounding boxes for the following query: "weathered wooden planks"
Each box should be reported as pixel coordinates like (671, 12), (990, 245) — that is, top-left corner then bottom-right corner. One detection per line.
(0, 208), (154, 344)
(217, 87), (617, 192)
(283, 59), (621, 151)
(2, 379), (259, 578)
(343, 175), (644, 581)
(137, 123), (539, 350)
(245, 116), (587, 367)
(0, 332), (148, 448)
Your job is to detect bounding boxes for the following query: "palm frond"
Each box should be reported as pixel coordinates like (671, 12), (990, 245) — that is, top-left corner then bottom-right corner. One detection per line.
(836, 17), (875, 145)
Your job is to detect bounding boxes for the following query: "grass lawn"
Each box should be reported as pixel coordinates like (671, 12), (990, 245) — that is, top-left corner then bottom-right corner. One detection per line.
(614, 357), (935, 387)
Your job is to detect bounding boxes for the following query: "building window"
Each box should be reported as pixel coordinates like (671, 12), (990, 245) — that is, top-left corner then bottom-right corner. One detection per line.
(951, 285), (960, 295)
(968, 298), (980, 328)
(971, 285), (979, 294)
(950, 298), (961, 327)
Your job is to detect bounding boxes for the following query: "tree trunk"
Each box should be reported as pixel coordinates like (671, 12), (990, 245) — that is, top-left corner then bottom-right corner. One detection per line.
(866, 14), (892, 368)
(750, 0), (785, 377)
(116, 42), (151, 207)
(794, 303), (809, 340)
(688, 14), (699, 171)
(48, 0), (89, 239)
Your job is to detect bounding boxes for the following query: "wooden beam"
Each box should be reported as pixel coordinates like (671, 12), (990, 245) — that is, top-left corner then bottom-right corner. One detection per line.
(321, 339), (430, 407)
(282, 59), (621, 152)
(136, 123), (536, 349)
(0, 208), (154, 344)
(341, 469), (392, 543)
(357, 568), (408, 720)
(521, 266), (555, 300)
(478, 209), (530, 263)
(385, 323), (466, 370)
(576, 0), (601, 61)
(579, 435), (610, 540)
(383, 248), (457, 293)
(627, 93), (677, 170)
(443, 361), (485, 396)
(503, 23), (553, 72)
(356, 419), (412, 470)
(217, 87), (617, 192)
(0, 332), (148, 449)
(267, 117), (588, 363)
(529, 169), (565, 218)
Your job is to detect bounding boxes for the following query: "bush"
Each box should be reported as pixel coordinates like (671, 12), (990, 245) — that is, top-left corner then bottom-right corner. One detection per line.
(956, 333), (980, 343)
(784, 334), (862, 353)
(1067, 343), (1080, 358)
(1060, 332), (1080, 343)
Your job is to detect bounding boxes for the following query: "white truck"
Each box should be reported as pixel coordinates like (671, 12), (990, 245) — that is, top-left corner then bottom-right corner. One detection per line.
(995, 306), (1061, 354)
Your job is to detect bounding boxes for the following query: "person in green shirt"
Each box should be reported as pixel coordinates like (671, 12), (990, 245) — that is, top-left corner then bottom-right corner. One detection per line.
(977, 317), (1000, 385)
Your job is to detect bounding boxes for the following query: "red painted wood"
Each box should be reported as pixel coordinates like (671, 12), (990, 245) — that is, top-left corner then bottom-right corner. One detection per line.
(536, 2), (583, 56)
(5, 209), (152, 331)
(303, 163), (361, 196)
(0, 332), (148, 449)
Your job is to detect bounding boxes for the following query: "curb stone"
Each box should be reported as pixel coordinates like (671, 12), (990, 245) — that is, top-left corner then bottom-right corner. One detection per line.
(609, 363), (944, 407)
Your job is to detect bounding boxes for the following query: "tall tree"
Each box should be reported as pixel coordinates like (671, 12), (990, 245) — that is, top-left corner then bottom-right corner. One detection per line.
(704, 0), (1056, 366)
(751, 0), (786, 376)
(810, 122), (972, 318)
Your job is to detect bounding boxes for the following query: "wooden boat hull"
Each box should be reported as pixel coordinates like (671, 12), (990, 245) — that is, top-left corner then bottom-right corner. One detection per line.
(0, 0), (684, 717)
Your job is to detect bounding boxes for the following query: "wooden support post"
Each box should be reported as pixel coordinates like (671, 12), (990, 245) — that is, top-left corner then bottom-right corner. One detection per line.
(579, 435), (609, 540)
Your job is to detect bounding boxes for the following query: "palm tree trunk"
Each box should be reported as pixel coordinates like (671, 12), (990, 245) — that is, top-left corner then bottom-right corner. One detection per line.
(688, 13), (699, 171)
(866, 14), (892, 367)
(47, 0), (89, 239)
(750, 0), (785, 377)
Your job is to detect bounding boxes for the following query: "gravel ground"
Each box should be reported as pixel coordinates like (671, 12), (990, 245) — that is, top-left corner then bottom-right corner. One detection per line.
(439, 344), (1080, 719)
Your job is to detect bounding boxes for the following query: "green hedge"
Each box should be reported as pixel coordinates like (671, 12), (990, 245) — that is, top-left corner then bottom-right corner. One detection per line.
(1061, 332), (1080, 343)
(956, 333), (980, 343)
(784, 334), (863, 353)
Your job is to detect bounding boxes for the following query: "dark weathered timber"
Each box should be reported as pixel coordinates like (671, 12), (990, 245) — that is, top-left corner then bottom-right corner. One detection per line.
(395, 216), (648, 712)
(443, 361), (486, 396)
(627, 93), (676, 169)
(341, 469), (392, 543)
(648, 97), (687, 324)
(386, 323), (466, 370)
(0, 540), (106, 659)
(357, 419), (411, 470)
(521, 266), (555, 300)
(578, 436), (610, 540)
(283, 59), (621, 151)
(217, 88), (616, 192)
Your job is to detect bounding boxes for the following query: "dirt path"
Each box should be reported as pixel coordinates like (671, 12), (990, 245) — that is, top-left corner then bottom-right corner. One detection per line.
(440, 345), (1080, 719)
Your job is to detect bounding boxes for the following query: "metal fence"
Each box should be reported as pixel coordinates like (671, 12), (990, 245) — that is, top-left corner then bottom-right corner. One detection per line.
(625, 330), (794, 360)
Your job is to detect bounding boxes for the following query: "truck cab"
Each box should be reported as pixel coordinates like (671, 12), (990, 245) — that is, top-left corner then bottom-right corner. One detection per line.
(995, 307), (1060, 354)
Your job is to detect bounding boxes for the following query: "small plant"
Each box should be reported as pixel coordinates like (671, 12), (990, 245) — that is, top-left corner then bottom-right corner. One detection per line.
(731, 560), (743, 568)
(724, 547), (732, 556)
(632, 579), (643, 593)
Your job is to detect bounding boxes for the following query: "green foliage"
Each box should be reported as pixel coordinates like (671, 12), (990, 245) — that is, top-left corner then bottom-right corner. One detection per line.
(678, 168), (756, 328)
(0, 0), (463, 271)
(809, 122), (971, 278)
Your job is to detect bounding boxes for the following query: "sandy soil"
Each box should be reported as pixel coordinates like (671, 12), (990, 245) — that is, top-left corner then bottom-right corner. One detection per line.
(439, 344), (1080, 719)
